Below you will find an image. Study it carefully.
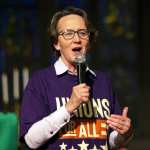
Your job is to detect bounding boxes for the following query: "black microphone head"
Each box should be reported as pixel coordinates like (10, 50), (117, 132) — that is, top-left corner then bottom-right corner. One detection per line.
(74, 54), (87, 84)
(74, 53), (86, 64)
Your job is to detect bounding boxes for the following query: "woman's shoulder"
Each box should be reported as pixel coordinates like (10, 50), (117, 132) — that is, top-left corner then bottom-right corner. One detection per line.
(94, 70), (110, 80)
(30, 65), (55, 79)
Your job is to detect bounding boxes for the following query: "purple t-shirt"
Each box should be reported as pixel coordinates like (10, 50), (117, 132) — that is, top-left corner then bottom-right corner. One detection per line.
(20, 65), (121, 150)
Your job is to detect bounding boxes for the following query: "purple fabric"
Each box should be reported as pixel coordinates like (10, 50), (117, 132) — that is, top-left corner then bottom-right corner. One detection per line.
(20, 65), (121, 149)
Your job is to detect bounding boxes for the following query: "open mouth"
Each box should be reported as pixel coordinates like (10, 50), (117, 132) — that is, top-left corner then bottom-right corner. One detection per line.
(72, 47), (82, 52)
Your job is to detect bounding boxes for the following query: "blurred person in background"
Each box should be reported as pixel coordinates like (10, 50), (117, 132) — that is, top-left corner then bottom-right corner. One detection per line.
(20, 7), (133, 150)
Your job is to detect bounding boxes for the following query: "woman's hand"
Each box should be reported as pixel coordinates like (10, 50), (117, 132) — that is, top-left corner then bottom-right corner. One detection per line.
(107, 107), (132, 135)
(66, 83), (90, 113)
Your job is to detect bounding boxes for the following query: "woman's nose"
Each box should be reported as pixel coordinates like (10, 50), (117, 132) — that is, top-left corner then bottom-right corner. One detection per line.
(73, 32), (81, 42)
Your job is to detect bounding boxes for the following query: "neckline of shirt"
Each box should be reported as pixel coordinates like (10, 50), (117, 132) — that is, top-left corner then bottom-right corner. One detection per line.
(54, 57), (96, 77)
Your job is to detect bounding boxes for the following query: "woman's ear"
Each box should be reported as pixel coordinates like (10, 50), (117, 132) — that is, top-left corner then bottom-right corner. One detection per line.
(53, 42), (60, 51)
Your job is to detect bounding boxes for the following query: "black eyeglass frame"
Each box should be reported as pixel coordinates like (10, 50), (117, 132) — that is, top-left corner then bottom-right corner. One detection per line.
(58, 29), (90, 40)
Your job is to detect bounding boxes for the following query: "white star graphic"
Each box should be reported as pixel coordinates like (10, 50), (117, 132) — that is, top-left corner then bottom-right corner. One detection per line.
(78, 140), (89, 150)
(68, 146), (78, 150)
(59, 142), (67, 150)
(100, 142), (108, 150)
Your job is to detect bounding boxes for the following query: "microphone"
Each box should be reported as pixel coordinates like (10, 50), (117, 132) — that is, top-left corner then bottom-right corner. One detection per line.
(74, 54), (87, 84)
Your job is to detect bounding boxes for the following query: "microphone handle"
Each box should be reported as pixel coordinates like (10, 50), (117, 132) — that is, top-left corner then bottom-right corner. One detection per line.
(76, 62), (86, 84)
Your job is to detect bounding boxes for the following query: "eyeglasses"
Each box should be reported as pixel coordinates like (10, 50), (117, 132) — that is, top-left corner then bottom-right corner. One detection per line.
(58, 29), (90, 40)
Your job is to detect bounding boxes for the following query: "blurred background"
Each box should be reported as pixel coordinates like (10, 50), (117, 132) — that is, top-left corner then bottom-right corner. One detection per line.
(0, 0), (150, 150)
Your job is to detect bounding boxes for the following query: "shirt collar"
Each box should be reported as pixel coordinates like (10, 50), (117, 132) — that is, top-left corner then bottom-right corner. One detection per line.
(54, 57), (96, 77)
